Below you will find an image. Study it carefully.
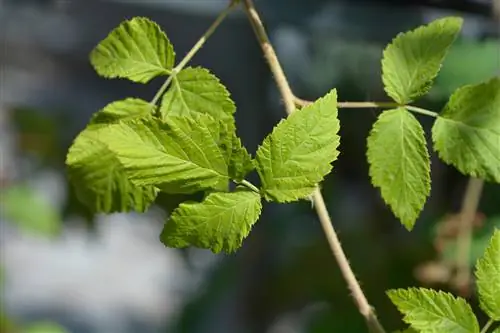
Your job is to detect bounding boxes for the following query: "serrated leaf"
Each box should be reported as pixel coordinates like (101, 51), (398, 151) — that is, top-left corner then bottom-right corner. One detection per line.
(382, 17), (462, 104)
(90, 98), (153, 124)
(432, 77), (500, 182)
(160, 189), (262, 253)
(218, 122), (254, 181)
(475, 229), (500, 320)
(99, 114), (230, 193)
(367, 108), (430, 230)
(66, 125), (158, 213)
(160, 67), (235, 122)
(255, 89), (340, 202)
(387, 288), (479, 333)
(90, 17), (175, 83)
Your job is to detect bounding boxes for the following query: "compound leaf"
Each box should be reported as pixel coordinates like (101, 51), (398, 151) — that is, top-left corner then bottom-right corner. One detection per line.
(367, 108), (430, 230)
(432, 77), (500, 182)
(387, 288), (479, 333)
(98, 114), (230, 193)
(66, 125), (158, 213)
(256, 89), (340, 202)
(160, 67), (235, 123)
(475, 229), (500, 320)
(90, 98), (153, 124)
(90, 17), (175, 83)
(160, 189), (262, 253)
(382, 17), (462, 104)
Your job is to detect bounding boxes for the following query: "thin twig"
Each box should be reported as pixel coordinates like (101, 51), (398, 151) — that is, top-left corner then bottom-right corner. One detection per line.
(295, 97), (439, 117)
(150, 1), (237, 105)
(241, 1), (386, 332)
(455, 177), (484, 292)
(480, 318), (495, 333)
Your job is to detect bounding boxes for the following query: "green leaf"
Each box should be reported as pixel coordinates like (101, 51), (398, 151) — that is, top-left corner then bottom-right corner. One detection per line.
(99, 114), (230, 193)
(160, 189), (262, 253)
(160, 67), (235, 122)
(90, 17), (175, 83)
(218, 123), (254, 181)
(90, 98), (153, 124)
(492, 327), (500, 333)
(387, 288), (480, 333)
(382, 17), (462, 104)
(475, 229), (500, 320)
(66, 125), (158, 213)
(367, 108), (430, 229)
(432, 77), (500, 182)
(255, 89), (340, 202)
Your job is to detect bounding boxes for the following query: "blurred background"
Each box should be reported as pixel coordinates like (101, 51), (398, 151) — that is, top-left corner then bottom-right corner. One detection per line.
(0, 0), (499, 332)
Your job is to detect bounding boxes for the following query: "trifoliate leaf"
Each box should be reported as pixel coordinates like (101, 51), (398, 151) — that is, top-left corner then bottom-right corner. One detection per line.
(387, 288), (480, 333)
(475, 229), (500, 320)
(90, 98), (153, 124)
(99, 114), (230, 193)
(256, 89), (340, 202)
(382, 17), (462, 104)
(367, 108), (430, 230)
(66, 125), (158, 213)
(90, 17), (175, 83)
(432, 77), (500, 182)
(160, 189), (262, 253)
(160, 67), (235, 122)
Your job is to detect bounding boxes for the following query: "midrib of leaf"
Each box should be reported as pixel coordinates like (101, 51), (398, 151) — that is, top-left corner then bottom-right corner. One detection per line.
(124, 22), (163, 69)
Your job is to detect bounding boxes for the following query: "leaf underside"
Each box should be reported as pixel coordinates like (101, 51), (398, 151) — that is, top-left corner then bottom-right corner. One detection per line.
(382, 17), (463, 104)
(90, 17), (175, 83)
(367, 107), (431, 230)
(160, 190), (262, 253)
(432, 77), (500, 182)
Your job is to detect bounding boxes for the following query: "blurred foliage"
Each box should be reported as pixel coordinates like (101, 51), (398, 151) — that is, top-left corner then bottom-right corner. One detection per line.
(1, 184), (61, 237)
(430, 39), (500, 100)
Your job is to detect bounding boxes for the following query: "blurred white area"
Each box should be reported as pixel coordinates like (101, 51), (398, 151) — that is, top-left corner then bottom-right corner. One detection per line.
(1, 209), (190, 331)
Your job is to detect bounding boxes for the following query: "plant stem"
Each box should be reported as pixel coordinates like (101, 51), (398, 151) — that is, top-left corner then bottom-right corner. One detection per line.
(150, 1), (237, 106)
(405, 105), (438, 118)
(241, 1), (386, 332)
(296, 97), (439, 117)
(238, 179), (260, 194)
(455, 177), (484, 292)
(480, 318), (495, 333)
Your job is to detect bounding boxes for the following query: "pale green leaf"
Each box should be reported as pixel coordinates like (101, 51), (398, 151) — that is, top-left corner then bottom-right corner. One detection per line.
(256, 89), (340, 202)
(492, 327), (500, 333)
(160, 67), (235, 122)
(90, 98), (153, 124)
(387, 288), (479, 333)
(432, 77), (500, 182)
(160, 189), (262, 253)
(90, 17), (175, 83)
(99, 114), (230, 193)
(475, 229), (500, 320)
(367, 108), (430, 229)
(382, 17), (462, 104)
(66, 125), (158, 213)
